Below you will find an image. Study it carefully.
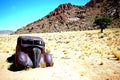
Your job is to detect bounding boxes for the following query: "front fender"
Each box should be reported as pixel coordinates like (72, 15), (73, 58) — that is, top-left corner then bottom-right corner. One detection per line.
(15, 52), (33, 68)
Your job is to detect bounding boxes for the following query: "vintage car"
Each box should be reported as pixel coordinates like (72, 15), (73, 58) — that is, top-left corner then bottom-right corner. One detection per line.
(15, 36), (53, 69)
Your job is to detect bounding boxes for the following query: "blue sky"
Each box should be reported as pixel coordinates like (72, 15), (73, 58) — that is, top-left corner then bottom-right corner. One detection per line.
(0, 0), (90, 31)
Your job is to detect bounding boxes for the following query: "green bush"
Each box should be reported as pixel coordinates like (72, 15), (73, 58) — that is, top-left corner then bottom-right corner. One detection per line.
(94, 16), (112, 33)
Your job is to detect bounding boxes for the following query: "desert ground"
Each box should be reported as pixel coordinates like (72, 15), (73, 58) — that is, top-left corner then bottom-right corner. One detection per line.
(0, 28), (120, 80)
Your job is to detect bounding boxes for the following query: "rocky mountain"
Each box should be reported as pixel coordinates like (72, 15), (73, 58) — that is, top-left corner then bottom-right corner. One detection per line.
(12, 0), (120, 34)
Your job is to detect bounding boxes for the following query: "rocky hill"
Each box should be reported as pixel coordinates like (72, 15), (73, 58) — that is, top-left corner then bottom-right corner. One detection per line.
(13, 0), (120, 34)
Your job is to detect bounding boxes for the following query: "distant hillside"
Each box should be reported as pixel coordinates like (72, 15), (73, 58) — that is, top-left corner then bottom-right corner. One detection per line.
(0, 30), (14, 34)
(12, 0), (120, 34)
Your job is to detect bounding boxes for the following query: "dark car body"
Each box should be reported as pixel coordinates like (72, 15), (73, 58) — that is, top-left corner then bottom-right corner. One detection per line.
(16, 36), (45, 53)
(15, 36), (53, 69)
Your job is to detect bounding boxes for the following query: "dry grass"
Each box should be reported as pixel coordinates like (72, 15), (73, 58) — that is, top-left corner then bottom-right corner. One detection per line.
(0, 28), (120, 80)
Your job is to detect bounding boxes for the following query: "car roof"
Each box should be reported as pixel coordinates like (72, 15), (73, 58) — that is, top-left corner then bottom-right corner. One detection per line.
(18, 36), (44, 41)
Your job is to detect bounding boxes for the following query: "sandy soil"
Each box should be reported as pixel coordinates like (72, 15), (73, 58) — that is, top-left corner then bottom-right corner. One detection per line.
(0, 28), (120, 80)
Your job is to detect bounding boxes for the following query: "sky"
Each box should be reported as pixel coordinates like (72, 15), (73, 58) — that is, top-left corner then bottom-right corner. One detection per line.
(0, 0), (90, 31)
